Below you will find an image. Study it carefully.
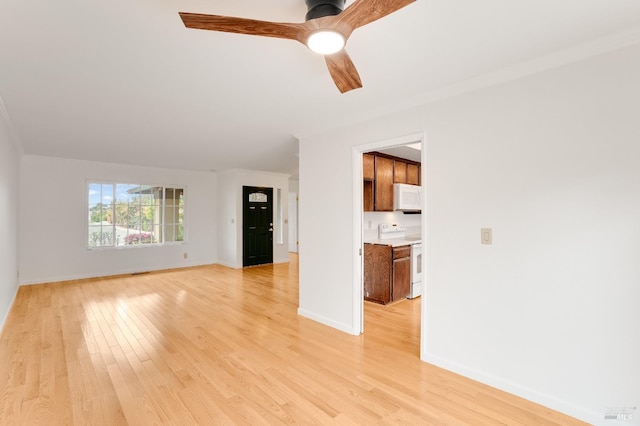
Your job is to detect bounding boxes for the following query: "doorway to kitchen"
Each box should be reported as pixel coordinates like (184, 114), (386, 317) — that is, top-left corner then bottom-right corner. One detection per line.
(352, 132), (426, 356)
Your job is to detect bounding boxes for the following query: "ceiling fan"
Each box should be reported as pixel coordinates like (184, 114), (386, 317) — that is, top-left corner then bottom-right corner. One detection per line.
(179, 0), (416, 93)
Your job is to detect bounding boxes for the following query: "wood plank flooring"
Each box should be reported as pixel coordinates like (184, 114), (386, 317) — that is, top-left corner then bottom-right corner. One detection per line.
(0, 254), (586, 425)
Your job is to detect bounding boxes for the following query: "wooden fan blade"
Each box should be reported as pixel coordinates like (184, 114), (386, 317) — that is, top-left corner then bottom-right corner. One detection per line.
(325, 50), (362, 93)
(179, 12), (304, 41)
(335, 0), (415, 31)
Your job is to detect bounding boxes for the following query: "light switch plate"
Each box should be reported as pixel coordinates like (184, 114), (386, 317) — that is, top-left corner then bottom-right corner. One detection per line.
(481, 228), (492, 245)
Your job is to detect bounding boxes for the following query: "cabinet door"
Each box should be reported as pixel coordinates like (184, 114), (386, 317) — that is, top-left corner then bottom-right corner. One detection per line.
(363, 181), (374, 212)
(374, 156), (394, 211)
(363, 153), (375, 181)
(407, 164), (420, 185)
(392, 256), (411, 301)
(394, 160), (407, 183)
(364, 244), (391, 304)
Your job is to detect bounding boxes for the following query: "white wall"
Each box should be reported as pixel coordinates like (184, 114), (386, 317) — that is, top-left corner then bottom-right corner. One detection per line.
(288, 178), (299, 193)
(19, 156), (217, 284)
(0, 110), (20, 331)
(299, 44), (640, 424)
(217, 169), (290, 268)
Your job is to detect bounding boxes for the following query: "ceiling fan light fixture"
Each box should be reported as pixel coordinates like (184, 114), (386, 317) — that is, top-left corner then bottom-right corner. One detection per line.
(307, 30), (345, 55)
(179, 0), (416, 92)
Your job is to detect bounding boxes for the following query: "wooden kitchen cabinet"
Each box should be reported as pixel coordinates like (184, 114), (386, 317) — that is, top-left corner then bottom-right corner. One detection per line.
(363, 152), (421, 212)
(393, 160), (407, 183)
(364, 243), (411, 305)
(392, 246), (411, 301)
(363, 153), (375, 211)
(374, 156), (394, 211)
(363, 153), (375, 181)
(407, 163), (420, 185)
(364, 244), (391, 304)
(363, 181), (374, 212)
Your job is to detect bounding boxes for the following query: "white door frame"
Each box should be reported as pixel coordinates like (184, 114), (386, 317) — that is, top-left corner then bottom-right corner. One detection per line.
(288, 192), (298, 253)
(351, 132), (427, 347)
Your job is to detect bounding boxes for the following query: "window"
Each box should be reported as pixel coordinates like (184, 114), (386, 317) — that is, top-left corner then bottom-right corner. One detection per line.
(276, 188), (284, 245)
(88, 182), (185, 248)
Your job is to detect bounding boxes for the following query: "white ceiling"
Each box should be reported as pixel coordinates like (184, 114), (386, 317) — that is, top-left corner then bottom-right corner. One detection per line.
(2, 1), (640, 177)
(377, 145), (422, 163)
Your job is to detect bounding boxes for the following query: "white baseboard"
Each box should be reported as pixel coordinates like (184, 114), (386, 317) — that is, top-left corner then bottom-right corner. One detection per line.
(421, 352), (600, 425)
(0, 284), (19, 336)
(297, 308), (360, 336)
(217, 259), (290, 269)
(20, 257), (289, 285)
(216, 260), (240, 269)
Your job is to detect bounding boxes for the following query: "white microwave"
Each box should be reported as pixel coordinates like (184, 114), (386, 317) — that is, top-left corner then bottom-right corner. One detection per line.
(394, 183), (422, 212)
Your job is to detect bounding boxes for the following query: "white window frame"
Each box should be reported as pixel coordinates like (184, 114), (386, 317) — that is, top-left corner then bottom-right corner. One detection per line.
(86, 180), (187, 249)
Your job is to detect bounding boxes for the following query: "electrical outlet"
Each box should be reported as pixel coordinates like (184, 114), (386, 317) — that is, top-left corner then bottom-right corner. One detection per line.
(183, 253), (188, 259)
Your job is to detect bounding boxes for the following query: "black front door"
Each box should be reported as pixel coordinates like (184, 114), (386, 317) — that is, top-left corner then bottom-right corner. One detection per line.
(242, 186), (274, 267)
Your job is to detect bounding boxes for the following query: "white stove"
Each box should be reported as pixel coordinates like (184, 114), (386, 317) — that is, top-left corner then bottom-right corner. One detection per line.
(409, 242), (422, 299)
(378, 223), (406, 239)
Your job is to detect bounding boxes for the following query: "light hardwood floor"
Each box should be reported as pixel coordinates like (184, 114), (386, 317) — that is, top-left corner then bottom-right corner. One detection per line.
(0, 254), (586, 425)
